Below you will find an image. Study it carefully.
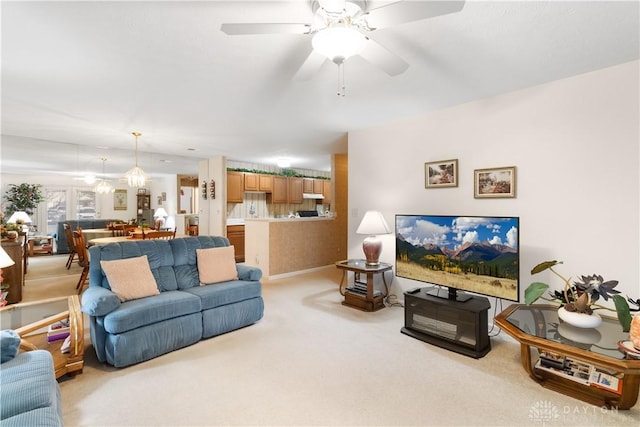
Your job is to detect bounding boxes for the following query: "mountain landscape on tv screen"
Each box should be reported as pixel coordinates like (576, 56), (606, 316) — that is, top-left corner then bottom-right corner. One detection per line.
(396, 234), (519, 280)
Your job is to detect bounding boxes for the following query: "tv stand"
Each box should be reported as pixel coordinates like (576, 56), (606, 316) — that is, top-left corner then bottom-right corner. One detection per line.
(401, 287), (491, 358)
(426, 286), (472, 303)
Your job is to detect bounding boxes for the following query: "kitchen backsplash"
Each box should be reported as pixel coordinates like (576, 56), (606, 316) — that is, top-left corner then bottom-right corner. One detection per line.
(227, 192), (327, 220)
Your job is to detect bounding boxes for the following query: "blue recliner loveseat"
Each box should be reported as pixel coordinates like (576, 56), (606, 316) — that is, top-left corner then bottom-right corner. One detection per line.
(0, 330), (63, 426)
(81, 236), (264, 368)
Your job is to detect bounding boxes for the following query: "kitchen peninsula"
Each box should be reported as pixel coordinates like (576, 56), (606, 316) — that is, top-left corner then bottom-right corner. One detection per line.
(244, 216), (341, 278)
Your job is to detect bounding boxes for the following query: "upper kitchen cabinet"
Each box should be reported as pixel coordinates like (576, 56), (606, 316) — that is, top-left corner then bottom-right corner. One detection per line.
(313, 179), (323, 194)
(258, 175), (273, 192)
(244, 173), (273, 192)
(303, 178), (314, 193)
(227, 171), (244, 203)
(244, 173), (259, 191)
(271, 176), (288, 204)
(289, 177), (303, 204)
(322, 180), (331, 204)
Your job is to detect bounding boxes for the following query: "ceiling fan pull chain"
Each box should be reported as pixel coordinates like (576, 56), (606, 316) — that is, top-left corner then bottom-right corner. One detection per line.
(337, 62), (346, 97)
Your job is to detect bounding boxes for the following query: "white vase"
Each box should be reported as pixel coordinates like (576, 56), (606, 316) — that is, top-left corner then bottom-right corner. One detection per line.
(558, 306), (602, 329)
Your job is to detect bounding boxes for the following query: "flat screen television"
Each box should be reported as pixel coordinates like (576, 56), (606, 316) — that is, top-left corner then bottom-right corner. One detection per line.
(396, 215), (520, 302)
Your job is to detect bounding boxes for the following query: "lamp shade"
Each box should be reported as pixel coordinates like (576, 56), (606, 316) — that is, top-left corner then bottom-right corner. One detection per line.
(312, 25), (367, 64)
(0, 246), (15, 269)
(7, 211), (31, 224)
(356, 211), (391, 236)
(153, 208), (168, 218)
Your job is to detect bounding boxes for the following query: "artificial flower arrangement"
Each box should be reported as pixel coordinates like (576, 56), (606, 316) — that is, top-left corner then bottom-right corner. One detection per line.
(525, 260), (637, 332)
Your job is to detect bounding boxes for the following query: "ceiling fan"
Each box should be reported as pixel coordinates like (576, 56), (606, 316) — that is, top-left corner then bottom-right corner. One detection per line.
(221, 0), (465, 90)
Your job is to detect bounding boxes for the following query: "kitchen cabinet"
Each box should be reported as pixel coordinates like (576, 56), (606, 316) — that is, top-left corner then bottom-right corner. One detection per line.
(322, 180), (331, 204)
(258, 174), (273, 192)
(313, 179), (323, 194)
(303, 178), (314, 194)
(244, 173), (259, 191)
(227, 172), (244, 203)
(227, 225), (245, 263)
(289, 177), (303, 204)
(271, 176), (288, 204)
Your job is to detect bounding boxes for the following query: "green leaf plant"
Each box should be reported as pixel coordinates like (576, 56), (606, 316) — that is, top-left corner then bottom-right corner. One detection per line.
(525, 260), (634, 332)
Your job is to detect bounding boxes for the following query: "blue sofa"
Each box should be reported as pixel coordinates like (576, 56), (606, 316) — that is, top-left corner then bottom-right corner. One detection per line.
(0, 343), (63, 426)
(55, 219), (118, 254)
(81, 236), (264, 368)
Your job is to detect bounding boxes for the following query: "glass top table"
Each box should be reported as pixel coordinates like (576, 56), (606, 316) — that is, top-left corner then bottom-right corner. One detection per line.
(499, 304), (629, 360)
(494, 304), (640, 409)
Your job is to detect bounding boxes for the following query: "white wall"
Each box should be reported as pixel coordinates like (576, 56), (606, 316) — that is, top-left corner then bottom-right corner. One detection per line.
(348, 60), (639, 305)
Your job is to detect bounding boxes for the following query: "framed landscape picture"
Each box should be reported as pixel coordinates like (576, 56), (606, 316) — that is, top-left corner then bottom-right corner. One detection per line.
(425, 159), (458, 188)
(474, 166), (516, 198)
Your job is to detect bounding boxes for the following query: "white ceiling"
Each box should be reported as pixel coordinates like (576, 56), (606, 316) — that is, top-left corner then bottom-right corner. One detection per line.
(2, 1), (639, 180)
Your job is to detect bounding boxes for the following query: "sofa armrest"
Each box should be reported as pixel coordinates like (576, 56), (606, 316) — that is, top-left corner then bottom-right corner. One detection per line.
(81, 287), (121, 316)
(236, 264), (262, 281)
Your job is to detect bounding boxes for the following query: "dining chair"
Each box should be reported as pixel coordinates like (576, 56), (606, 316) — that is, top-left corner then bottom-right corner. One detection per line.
(111, 224), (136, 237)
(63, 222), (77, 269)
(72, 228), (90, 295)
(142, 229), (176, 240)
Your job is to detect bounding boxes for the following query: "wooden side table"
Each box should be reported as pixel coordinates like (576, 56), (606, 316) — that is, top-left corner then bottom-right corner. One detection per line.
(28, 236), (54, 256)
(335, 259), (393, 312)
(1, 295), (84, 379)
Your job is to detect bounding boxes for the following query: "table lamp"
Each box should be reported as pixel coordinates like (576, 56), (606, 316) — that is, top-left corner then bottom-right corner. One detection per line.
(7, 211), (31, 232)
(356, 211), (392, 266)
(153, 208), (169, 229)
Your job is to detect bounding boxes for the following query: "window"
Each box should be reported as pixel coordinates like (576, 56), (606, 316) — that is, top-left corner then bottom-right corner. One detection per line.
(76, 190), (97, 219)
(46, 189), (67, 235)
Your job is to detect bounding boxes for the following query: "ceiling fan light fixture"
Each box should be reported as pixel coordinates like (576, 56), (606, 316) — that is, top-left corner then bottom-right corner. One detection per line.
(312, 25), (366, 64)
(124, 131), (148, 188)
(277, 158), (291, 168)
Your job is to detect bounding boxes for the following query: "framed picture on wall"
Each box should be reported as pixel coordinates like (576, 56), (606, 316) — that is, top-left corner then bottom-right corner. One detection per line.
(114, 189), (127, 210)
(474, 166), (516, 198)
(425, 159), (458, 188)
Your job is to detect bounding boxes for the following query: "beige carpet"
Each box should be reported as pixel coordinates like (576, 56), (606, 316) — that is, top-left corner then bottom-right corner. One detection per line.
(21, 256), (640, 426)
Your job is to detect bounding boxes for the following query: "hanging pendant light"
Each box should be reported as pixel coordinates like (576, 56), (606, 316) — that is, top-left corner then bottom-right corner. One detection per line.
(94, 157), (115, 194)
(125, 131), (147, 188)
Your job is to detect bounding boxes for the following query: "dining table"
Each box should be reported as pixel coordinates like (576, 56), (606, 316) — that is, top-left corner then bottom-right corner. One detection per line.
(80, 228), (113, 242)
(88, 234), (186, 246)
(87, 236), (133, 246)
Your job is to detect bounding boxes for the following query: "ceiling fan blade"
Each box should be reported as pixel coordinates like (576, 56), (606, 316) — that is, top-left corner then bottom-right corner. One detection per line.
(220, 23), (310, 35)
(364, 0), (465, 30)
(293, 50), (327, 81)
(358, 38), (409, 76)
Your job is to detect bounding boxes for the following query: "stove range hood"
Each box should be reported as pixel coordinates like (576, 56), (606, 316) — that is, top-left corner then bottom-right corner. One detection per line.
(302, 193), (324, 199)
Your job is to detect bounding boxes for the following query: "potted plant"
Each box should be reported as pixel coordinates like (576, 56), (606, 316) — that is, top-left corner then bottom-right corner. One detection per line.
(3, 183), (44, 217)
(525, 260), (635, 331)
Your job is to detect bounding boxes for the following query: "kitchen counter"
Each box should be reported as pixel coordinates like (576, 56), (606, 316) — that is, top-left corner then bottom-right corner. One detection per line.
(244, 217), (341, 278)
(245, 216), (334, 222)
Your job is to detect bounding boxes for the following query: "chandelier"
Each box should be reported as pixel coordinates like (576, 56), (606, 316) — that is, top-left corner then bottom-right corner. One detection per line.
(94, 157), (115, 194)
(125, 131), (147, 188)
